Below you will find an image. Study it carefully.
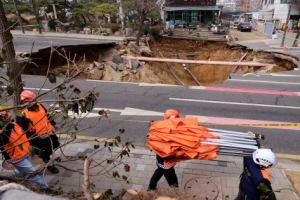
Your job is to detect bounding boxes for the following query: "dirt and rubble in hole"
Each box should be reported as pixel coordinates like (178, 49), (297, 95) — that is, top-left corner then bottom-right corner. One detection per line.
(23, 36), (296, 86)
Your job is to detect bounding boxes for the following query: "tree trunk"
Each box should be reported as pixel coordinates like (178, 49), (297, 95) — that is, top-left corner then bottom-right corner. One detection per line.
(82, 158), (93, 200)
(81, 14), (87, 24)
(135, 12), (145, 46)
(87, 15), (92, 22)
(0, 2), (23, 106)
(30, 0), (42, 34)
(292, 28), (300, 47)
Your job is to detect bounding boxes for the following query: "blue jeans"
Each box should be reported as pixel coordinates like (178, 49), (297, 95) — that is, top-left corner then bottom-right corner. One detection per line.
(13, 155), (48, 189)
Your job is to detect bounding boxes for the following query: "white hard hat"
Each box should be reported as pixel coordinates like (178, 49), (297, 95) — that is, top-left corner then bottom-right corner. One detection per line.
(253, 148), (277, 168)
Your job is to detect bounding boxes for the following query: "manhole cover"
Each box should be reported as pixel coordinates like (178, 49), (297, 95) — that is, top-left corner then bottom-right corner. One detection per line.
(181, 174), (222, 200)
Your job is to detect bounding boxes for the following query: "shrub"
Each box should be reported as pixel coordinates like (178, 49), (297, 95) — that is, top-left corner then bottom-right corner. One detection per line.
(142, 24), (150, 35)
(7, 20), (16, 28)
(110, 23), (120, 33)
(142, 25), (159, 36)
(25, 24), (43, 30)
(148, 26), (160, 36)
(74, 17), (84, 27)
(48, 19), (57, 30)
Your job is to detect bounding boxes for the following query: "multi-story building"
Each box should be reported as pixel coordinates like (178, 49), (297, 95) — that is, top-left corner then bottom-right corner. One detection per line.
(163, 0), (220, 25)
(261, 0), (299, 28)
(235, 0), (252, 12)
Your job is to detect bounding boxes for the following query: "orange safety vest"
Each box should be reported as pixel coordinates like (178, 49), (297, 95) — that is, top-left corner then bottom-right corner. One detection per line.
(22, 103), (53, 137)
(261, 169), (270, 181)
(3, 122), (30, 164)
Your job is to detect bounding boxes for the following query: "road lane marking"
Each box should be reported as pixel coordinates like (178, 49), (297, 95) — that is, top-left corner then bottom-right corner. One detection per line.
(189, 86), (300, 96)
(170, 98), (300, 110)
(186, 115), (300, 131)
(229, 79), (300, 85)
(86, 79), (139, 84)
(24, 87), (50, 91)
(138, 83), (180, 87)
(275, 153), (300, 160)
(242, 72), (300, 77)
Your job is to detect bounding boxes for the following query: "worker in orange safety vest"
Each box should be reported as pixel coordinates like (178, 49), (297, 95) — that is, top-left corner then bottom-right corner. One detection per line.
(0, 111), (48, 188)
(17, 90), (60, 174)
(148, 109), (180, 191)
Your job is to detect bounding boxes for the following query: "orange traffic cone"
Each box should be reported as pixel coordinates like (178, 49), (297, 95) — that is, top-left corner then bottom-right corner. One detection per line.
(283, 45), (287, 51)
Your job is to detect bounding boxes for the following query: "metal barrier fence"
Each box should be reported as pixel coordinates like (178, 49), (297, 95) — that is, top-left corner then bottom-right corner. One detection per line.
(264, 22), (275, 37)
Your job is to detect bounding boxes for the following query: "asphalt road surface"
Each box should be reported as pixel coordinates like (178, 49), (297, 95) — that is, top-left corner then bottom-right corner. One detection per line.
(230, 28), (270, 41)
(14, 70), (300, 157)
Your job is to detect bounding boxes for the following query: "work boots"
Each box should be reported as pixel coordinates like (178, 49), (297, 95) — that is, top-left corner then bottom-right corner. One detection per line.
(47, 166), (59, 174)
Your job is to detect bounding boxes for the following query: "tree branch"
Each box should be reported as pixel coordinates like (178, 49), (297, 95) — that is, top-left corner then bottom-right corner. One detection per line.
(82, 158), (93, 200)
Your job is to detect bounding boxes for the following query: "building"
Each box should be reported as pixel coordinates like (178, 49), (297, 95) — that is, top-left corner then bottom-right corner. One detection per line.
(261, 0), (300, 29)
(163, 0), (220, 26)
(234, 0), (252, 12)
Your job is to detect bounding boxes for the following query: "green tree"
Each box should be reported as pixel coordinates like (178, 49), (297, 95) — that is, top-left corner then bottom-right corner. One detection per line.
(72, 8), (90, 24)
(3, 1), (30, 13)
(90, 3), (117, 17)
(122, 0), (163, 46)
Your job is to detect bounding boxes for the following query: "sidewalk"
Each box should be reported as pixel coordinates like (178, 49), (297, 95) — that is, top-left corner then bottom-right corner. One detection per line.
(234, 31), (300, 67)
(0, 140), (298, 200)
(11, 30), (124, 42)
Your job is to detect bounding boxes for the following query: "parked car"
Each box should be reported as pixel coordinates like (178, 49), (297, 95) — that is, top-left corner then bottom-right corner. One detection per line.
(237, 22), (252, 32)
(231, 21), (239, 29)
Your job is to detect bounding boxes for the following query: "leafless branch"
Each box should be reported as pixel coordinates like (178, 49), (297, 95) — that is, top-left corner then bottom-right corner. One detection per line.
(82, 158), (94, 200)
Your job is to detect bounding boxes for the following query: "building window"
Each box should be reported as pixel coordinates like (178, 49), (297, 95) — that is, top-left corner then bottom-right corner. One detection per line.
(271, 0), (274, 3)
(265, 0), (267, 4)
(280, 0), (288, 3)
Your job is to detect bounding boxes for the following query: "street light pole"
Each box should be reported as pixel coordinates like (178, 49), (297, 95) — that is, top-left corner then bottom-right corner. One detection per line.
(280, 2), (292, 47)
(12, 0), (25, 34)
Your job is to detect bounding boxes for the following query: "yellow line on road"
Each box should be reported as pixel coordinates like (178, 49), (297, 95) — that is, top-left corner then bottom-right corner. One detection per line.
(275, 153), (300, 160)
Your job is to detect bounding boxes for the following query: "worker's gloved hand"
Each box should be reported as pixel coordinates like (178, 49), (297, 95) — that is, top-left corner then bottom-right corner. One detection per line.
(257, 180), (277, 200)
(247, 131), (255, 136)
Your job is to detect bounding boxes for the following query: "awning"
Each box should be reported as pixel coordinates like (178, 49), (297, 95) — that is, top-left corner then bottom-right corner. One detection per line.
(165, 6), (219, 11)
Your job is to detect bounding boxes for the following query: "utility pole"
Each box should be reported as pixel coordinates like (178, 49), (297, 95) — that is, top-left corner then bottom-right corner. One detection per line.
(52, 4), (57, 19)
(280, 1), (292, 47)
(119, 0), (125, 29)
(12, 0), (24, 34)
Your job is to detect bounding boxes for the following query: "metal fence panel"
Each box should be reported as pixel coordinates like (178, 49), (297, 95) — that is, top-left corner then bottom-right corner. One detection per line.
(264, 23), (274, 38)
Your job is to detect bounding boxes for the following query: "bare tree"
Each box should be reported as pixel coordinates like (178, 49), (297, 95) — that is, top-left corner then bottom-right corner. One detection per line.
(0, 1), (23, 106)
(28, 0), (43, 34)
(0, 44), (135, 198)
(124, 0), (163, 46)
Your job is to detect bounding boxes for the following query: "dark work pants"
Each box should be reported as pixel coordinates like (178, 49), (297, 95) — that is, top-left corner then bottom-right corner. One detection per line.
(149, 166), (178, 190)
(39, 135), (60, 163)
(234, 185), (248, 200)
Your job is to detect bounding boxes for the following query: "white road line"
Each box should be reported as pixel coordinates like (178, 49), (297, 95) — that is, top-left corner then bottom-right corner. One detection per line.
(24, 87), (50, 91)
(229, 79), (300, 85)
(242, 72), (300, 77)
(86, 79), (139, 84)
(138, 83), (179, 87)
(169, 98), (300, 110)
